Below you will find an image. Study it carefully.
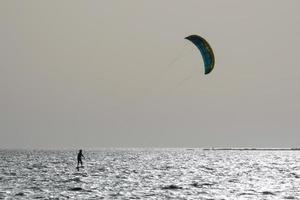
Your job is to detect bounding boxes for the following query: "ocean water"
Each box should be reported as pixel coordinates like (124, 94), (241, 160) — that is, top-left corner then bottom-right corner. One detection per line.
(1, 149), (300, 199)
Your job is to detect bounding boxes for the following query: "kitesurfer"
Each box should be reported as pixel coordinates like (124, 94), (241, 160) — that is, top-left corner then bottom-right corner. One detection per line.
(77, 149), (84, 167)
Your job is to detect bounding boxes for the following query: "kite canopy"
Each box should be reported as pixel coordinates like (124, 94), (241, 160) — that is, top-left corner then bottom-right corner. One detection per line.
(185, 35), (215, 75)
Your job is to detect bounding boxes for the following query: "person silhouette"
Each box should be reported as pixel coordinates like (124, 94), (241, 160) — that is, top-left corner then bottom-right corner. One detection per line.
(77, 149), (84, 169)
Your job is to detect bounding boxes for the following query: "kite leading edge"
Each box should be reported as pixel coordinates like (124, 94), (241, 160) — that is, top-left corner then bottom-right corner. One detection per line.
(185, 35), (215, 75)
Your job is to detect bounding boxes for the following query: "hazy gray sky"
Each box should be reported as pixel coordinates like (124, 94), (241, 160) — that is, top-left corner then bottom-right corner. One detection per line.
(1, 1), (300, 149)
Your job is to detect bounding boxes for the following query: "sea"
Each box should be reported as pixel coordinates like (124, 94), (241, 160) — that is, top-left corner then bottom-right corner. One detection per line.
(1, 148), (300, 199)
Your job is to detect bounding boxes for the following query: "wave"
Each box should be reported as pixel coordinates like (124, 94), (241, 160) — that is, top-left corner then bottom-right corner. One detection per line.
(161, 184), (182, 190)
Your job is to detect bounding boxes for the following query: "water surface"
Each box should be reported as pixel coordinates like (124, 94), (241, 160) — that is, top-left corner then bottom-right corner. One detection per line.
(1, 149), (300, 199)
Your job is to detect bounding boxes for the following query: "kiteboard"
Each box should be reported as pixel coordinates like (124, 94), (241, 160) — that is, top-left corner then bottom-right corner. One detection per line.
(76, 166), (85, 171)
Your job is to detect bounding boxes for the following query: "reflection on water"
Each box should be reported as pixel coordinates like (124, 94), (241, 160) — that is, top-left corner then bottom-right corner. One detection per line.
(1, 149), (300, 199)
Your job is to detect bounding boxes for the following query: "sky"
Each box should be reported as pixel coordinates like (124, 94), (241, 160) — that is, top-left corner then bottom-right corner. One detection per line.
(1, 1), (300, 149)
